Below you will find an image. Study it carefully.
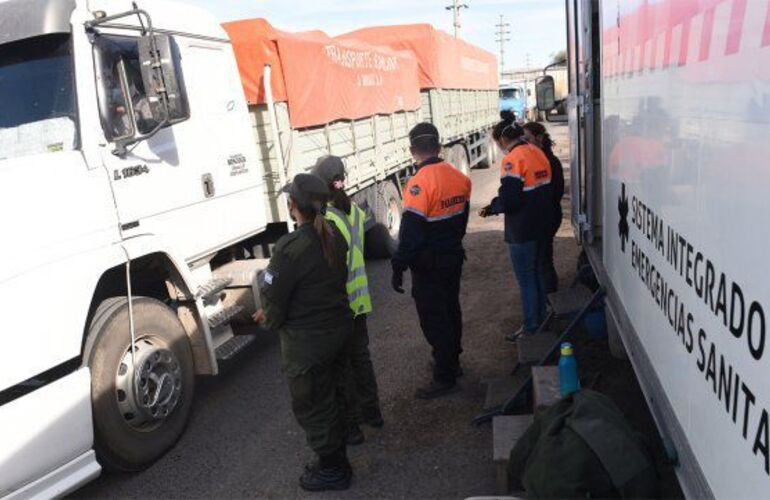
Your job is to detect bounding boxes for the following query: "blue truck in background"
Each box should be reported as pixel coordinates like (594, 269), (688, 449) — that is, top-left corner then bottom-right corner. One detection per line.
(499, 81), (527, 121)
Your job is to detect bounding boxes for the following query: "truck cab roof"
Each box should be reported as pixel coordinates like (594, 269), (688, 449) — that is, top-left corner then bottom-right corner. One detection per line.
(0, 0), (75, 45)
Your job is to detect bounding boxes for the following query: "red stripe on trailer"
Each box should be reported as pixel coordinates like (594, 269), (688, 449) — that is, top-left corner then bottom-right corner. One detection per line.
(762, 0), (770, 46)
(663, 29), (673, 68)
(726, 0), (747, 55)
(677, 19), (691, 67)
(699, 7), (715, 61)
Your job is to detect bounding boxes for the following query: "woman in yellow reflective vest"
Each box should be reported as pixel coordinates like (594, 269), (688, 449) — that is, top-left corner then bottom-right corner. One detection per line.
(313, 156), (383, 446)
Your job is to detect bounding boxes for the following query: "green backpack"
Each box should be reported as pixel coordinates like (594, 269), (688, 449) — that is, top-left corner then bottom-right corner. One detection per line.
(508, 389), (660, 498)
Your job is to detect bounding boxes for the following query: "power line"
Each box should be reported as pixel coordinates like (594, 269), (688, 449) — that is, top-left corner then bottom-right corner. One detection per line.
(446, 0), (469, 38)
(495, 14), (511, 75)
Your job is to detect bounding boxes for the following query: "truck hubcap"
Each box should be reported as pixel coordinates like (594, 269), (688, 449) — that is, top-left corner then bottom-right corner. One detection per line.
(387, 198), (401, 239)
(116, 337), (183, 431)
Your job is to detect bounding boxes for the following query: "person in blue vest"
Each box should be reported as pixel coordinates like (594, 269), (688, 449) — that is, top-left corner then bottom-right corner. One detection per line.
(313, 156), (384, 446)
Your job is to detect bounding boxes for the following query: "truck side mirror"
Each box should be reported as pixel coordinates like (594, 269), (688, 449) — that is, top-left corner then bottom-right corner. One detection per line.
(138, 34), (189, 125)
(536, 76), (556, 111)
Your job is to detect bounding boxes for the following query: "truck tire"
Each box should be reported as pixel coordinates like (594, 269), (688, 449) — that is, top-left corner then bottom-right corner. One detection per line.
(84, 296), (195, 471)
(365, 180), (401, 259)
(445, 143), (470, 175)
(483, 135), (499, 169)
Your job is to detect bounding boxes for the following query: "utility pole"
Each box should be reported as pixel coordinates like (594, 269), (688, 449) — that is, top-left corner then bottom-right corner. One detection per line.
(495, 14), (511, 76)
(446, 0), (469, 38)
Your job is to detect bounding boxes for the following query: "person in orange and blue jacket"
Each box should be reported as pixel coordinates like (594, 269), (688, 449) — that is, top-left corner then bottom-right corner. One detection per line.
(391, 122), (472, 400)
(480, 111), (554, 341)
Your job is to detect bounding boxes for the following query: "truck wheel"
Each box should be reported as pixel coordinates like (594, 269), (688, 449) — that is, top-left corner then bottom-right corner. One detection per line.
(480, 136), (498, 169)
(486, 136), (499, 168)
(446, 144), (470, 175)
(365, 181), (401, 259)
(84, 296), (195, 471)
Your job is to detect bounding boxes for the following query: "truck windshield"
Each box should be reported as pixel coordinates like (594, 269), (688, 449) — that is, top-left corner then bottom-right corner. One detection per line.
(500, 88), (521, 99)
(0, 34), (78, 160)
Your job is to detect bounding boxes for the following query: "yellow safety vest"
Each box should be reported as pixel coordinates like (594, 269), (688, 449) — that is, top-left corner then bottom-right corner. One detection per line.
(325, 203), (372, 316)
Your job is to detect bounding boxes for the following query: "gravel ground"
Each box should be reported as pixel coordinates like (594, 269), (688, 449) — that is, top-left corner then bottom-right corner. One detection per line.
(74, 123), (678, 499)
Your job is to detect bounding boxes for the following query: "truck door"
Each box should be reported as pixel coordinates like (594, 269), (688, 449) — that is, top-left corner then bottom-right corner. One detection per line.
(92, 31), (204, 252)
(89, 17), (267, 262)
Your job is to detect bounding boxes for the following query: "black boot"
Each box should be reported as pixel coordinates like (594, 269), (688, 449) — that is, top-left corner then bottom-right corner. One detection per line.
(345, 423), (365, 445)
(362, 407), (384, 428)
(299, 450), (352, 492)
(415, 379), (459, 400)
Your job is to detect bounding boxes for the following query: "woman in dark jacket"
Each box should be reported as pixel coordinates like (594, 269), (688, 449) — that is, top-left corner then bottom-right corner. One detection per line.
(523, 122), (565, 294)
(480, 111), (554, 338)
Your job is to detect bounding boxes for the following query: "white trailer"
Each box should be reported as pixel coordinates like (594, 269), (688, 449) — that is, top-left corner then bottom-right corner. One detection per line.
(537, 0), (770, 497)
(0, 1), (499, 496)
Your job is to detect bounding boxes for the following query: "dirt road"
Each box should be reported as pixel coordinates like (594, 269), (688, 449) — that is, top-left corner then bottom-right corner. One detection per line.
(75, 124), (582, 499)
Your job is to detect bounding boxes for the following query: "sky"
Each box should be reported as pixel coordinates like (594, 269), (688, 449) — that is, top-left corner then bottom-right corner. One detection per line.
(184, 0), (567, 71)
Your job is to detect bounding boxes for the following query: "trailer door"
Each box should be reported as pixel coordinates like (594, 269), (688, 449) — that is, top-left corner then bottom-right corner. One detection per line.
(567, 0), (601, 243)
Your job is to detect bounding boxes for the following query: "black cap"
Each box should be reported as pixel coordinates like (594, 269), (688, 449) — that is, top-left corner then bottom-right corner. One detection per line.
(281, 173), (329, 210)
(409, 122), (440, 145)
(312, 155), (346, 184)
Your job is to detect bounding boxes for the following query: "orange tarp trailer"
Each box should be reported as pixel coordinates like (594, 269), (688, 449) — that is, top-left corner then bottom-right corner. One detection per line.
(338, 24), (498, 91)
(223, 19), (422, 129)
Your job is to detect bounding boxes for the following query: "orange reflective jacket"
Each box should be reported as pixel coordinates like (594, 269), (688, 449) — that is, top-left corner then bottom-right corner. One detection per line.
(403, 161), (472, 221)
(393, 159), (472, 271)
(500, 143), (552, 191)
(490, 142), (555, 243)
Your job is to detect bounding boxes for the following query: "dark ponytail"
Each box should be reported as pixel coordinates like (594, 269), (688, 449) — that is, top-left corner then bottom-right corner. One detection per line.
(294, 199), (339, 268)
(522, 121), (554, 156)
(313, 212), (338, 267)
(493, 110), (524, 143)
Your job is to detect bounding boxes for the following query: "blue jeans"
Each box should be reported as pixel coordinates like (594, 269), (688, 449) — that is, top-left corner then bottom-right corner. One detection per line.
(508, 240), (547, 332)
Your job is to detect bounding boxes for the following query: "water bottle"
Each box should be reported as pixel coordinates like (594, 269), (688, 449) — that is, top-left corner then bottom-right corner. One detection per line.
(559, 342), (580, 397)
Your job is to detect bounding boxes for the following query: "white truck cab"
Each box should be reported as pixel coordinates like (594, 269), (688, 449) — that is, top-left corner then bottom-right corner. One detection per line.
(0, 0), (268, 496)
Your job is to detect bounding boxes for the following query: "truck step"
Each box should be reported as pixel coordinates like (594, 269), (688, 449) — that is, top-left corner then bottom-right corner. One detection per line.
(215, 333), (257, 362)
(208, 304), (245, 329)
(196, 277), (233, 304)
(483, 373), (530, 412)
(493, 414), (533, 495)
(516, 331), (558, 365)
(532, 366), (561, 411)
(547, 285), (594, 316)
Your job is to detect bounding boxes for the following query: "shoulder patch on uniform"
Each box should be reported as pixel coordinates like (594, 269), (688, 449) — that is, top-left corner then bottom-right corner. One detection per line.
(504, 162), (513, 171)
(264, 271), (274, 285)
(410, 184), (422, 196)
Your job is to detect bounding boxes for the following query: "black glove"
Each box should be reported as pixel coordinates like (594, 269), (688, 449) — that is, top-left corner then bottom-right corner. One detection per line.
(391, 269), (405, 294)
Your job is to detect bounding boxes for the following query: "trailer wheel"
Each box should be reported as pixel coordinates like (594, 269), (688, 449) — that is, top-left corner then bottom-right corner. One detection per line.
(84, 297), (195, 471)
(366, 181), (401, 259)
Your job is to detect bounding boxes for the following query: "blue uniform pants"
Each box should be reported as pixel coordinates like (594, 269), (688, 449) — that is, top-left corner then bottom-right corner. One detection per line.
(508, 240), (547, 332)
